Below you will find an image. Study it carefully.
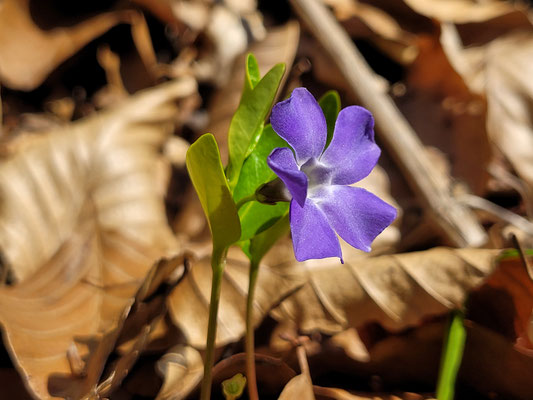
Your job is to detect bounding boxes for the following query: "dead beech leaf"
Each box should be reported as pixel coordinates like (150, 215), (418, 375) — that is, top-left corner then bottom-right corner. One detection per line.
(324, 0), (417, 65)
(436, 27), (533, 195)
(401, 28), (491, 194)
(0, 78), (196, 399)
(483, 33), (533, 192)
(156, 345), (204, 400)
(0, 0), (136, 90)
(402, 0), (525, 24)
(278, 374), (315, 400)
(271, 248), (498, 334)
(167, 245), (306, 348)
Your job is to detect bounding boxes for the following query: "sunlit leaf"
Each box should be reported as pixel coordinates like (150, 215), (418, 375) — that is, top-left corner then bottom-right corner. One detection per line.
(186, 133), (241, 256)
(234, 124), (289, 242)
(226, 63), (285, 191)
(243, 53), (261, 95)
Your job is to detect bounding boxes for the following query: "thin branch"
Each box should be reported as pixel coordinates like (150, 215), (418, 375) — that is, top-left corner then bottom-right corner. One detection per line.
(290, 0), (487, 247)
(458, 193), (533, 236)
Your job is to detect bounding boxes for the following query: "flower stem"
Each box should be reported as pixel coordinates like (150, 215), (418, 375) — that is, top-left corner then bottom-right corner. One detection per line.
(235, 194), (256, 210)
(436, 309), (466, 400)
(245, 260), (260, 400)
(200, 247), (228, 400)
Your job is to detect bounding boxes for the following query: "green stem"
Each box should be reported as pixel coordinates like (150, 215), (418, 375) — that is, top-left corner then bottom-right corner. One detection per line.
(436, 310), (467, 400)
(245, 260), (260, 400)
(200, 247), (228, 400)
(235, 194), (256, 210)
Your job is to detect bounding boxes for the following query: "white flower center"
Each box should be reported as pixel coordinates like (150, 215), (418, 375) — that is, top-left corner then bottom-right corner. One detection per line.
(300, 157), (331, 198)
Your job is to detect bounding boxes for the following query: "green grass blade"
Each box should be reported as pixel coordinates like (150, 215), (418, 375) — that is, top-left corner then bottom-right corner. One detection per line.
(436, 310), (467, 400)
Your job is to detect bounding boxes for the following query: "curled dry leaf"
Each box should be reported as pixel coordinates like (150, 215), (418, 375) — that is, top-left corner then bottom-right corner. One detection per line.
(483, 33), (533, 192)
(0, 78), (196, 399)
(156, 345), (204, 400)
(0, 0), (136, 90)
(401, 27), (491, 194)
(324, 0), (417, 65)
(402, 0), (526, 24)
(439, 29), (533, 194)
(271, 248), (498, 334)
(278, 374), (315, 400)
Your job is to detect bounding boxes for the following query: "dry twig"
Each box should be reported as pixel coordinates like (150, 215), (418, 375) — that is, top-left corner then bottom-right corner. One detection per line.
(290, 0), (487, 247)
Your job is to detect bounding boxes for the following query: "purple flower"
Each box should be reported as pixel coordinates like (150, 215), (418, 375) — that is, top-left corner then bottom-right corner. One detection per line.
(267, 88), (396, 262)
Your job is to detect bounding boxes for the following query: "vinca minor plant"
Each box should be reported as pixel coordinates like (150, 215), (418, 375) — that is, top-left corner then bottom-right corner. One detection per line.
(186, 54), (396, 400)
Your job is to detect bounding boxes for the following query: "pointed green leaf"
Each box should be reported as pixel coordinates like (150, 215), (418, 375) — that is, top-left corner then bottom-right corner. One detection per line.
(243, 53), (260, 95)
(234, 124), (289, 241)
(247, 213), (290, 263)
(227, 63), (286, 191)
(186, 134), (241, 252)
(319, 90), (341, 149)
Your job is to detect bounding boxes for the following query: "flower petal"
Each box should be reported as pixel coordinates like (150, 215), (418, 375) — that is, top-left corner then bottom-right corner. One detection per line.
(270, 88), (327, 165)
(314, 185), (396, 252)
(290, 198), (342, 262)
(320, 106), (380, 184)
(267, 147), (307, 206)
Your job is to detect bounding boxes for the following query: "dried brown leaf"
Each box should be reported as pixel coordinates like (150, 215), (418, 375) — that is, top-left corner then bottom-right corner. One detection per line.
(440, 28), (533, 196)
(156, 345), (204, 400)
(0, 0), (135, 90)
(324, 0), (417, 64)
(403, 0), (525, 24)
(0, 78), (196, 399)
(483, 33), (533, 192)
(272, 248), (498, 334)
(278, 374), (315, 400)
(401, 28), (492, 194)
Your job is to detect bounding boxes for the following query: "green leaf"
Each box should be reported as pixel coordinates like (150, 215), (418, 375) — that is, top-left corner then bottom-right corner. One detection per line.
(319, 90), (341, 149)
(222, 373), (247, 400)
(247, 213), (290, 263)
(234, 124), (289, 241)
(243, 53), (260, 95)
(186, 134), (241, 253)
(227, 63), (286, 191)
(436, 310), (467, 400)
(499, 248), (533, 260)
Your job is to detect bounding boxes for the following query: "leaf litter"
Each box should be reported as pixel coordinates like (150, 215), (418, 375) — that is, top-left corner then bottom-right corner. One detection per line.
(1, 0), (533, 399)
